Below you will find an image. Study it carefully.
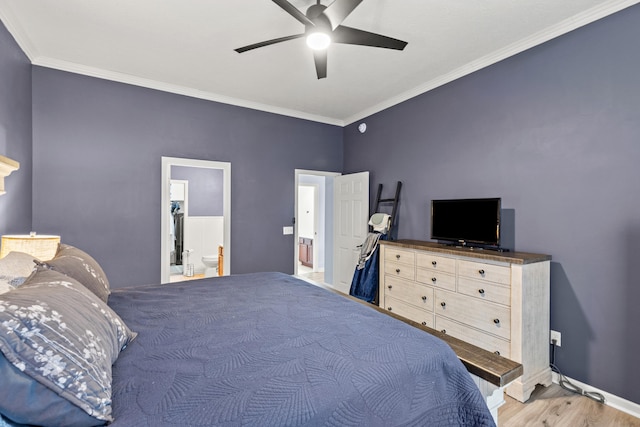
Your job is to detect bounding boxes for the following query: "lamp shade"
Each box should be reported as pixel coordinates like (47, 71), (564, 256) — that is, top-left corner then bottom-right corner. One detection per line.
(0, 234), (61, 261)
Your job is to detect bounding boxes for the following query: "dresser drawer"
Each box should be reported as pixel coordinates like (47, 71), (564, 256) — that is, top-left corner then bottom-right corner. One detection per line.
(384, 297), (434, 328)
(415, 269), (456, 292)
(416, 253), (456, 274)
(384, 276), (433, 311)
(435, 290), (511, 340)
(435, 317), (511, 358)
(458, 277), (511, 306)
(384, 247), (415, 267)
(458, 260), (511, 285)
(385, 261), (415, 281)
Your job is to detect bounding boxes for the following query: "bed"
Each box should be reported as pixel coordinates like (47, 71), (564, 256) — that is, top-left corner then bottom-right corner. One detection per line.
(1, 246), (496, 426)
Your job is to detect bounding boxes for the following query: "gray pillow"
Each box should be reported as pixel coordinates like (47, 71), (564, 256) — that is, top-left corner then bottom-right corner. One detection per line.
(0, 268), (137, 425)
(45, 243), (110, 302)
(0, 252), (38, 294)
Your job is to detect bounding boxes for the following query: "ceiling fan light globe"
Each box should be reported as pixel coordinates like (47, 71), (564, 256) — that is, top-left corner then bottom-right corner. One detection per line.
(306, 32), (331, 50)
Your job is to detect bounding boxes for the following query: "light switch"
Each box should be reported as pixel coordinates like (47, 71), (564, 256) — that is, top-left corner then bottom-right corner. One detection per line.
(283, 226), (294, 235)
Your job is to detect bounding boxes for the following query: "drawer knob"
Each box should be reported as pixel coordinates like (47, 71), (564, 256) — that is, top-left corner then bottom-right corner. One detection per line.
(431, 277), (437, 282)
(395, 268), (401, 274)
(387, 307), (392, 311)
(478, 289), (485, 295)
(493, 318), (500, 324)
(432, 261), (437, 266)
(440, 302), (446, 308)
(421, 295), (427, 301)
(494, 351), (501, 356)
(478, 269), (485, 275)
(396, 254), (401, 259)
(441, 329), (447, 334)
(387, 285), (393, 289)
(421, 321), (427, 326)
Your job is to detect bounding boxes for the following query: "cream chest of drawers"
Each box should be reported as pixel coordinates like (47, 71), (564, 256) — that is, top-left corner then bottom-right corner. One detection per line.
(379, 240), (552, 402)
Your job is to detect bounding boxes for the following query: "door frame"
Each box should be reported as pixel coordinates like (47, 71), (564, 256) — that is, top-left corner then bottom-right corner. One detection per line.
(161, 157), (231, 283)
(294, 169), (340, 278)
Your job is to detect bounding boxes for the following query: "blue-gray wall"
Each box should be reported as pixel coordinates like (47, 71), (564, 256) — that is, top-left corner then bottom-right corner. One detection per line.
(31, 68), (343, 288)
(172, 165), (224, 217)
(0, 21), (31, 235)
(5, 2), (640, 406)
(344, 5), (640, 404)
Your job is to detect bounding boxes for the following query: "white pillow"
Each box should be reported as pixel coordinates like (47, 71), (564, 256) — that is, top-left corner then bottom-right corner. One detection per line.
(0, 251), (38, 294)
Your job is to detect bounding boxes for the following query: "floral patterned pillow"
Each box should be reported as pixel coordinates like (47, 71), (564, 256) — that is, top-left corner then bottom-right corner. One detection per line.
(45, 243), (111, 302)
(0, 268), (136, 425)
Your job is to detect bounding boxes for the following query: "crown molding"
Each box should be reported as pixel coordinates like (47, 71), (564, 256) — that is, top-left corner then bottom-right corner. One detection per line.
(0, 4), (38, 61)
(3, 0), (637, 127)
(32, 57), (345, 126)
(344, 0), (640, 125)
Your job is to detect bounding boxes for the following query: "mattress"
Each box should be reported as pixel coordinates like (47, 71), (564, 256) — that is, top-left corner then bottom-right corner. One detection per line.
(107, 272), (495, 426)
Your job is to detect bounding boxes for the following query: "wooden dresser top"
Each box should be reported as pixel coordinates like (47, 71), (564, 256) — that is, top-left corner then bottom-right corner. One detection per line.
(380, 239), (551, 265)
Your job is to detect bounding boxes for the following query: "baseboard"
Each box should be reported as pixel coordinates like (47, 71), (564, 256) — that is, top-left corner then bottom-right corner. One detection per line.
(552, 372), (640, 419)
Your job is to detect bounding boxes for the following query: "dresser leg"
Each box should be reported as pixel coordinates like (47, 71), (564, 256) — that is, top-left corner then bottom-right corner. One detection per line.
(505, 366), (553, 402)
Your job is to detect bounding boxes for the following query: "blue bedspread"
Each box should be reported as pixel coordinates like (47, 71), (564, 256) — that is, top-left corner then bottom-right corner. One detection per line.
(107, 272), (495, 426)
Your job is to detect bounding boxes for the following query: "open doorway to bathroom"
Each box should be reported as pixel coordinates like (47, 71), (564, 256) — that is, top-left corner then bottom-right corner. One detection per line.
(294, 169), (340, 285)
(297, 183), (319, 279)
(161, 157), (231, 284)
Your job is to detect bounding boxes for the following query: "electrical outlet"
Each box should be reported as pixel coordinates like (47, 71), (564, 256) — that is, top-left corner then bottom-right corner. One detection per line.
(550, 330), (562, 347)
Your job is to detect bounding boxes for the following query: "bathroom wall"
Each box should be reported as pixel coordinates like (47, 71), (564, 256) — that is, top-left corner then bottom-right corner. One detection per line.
(297, 185), (315, 239)
(184, 216), (223, 274)
(172, 165), (223, 216)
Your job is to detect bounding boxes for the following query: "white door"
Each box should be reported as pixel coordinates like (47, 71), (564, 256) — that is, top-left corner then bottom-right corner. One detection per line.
(332, 172), (369, 293)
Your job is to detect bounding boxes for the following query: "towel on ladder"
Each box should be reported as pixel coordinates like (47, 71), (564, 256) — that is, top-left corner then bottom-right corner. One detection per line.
(357, 233), (382, 270)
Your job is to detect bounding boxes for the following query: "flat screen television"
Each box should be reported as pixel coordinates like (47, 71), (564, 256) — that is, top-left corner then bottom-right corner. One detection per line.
(430, 198), (501, 247)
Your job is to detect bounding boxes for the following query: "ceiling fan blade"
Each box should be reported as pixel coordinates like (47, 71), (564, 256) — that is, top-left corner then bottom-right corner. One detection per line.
(313, 49), (327, 79)
(272, 0), (314, 26)
(323, 0), (363, 29)
(332, 25), (407, 50)
(235, 34), (305, 53)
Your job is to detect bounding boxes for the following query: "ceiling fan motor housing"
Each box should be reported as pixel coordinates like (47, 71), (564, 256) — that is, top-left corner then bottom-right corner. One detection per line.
(305, 4), (332, 34)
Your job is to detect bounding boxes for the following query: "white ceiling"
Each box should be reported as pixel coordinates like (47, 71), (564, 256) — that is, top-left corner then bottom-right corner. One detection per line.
(0, 0), (637, 125)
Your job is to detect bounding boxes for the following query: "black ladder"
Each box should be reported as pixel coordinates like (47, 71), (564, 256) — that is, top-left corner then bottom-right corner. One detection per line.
(372, 181), (402, 239)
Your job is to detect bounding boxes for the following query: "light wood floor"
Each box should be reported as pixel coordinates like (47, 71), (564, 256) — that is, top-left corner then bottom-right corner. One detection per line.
(500, 384), (640, 426)
(297, 263), (325, 283)
(169, 273), (205, 282)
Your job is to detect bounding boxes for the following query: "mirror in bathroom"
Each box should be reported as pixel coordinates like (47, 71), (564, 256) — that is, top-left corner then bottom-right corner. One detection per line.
(161, 157), (231, 284)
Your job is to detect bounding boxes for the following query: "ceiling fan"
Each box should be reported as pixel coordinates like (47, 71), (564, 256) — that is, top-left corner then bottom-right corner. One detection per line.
(234, 0), (408, 79)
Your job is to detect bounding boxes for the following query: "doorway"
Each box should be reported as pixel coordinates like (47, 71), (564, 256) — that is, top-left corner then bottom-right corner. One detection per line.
(294, 170), (340, 284)
(161, 157), (231, 284)
(297, 183), (318, 277)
